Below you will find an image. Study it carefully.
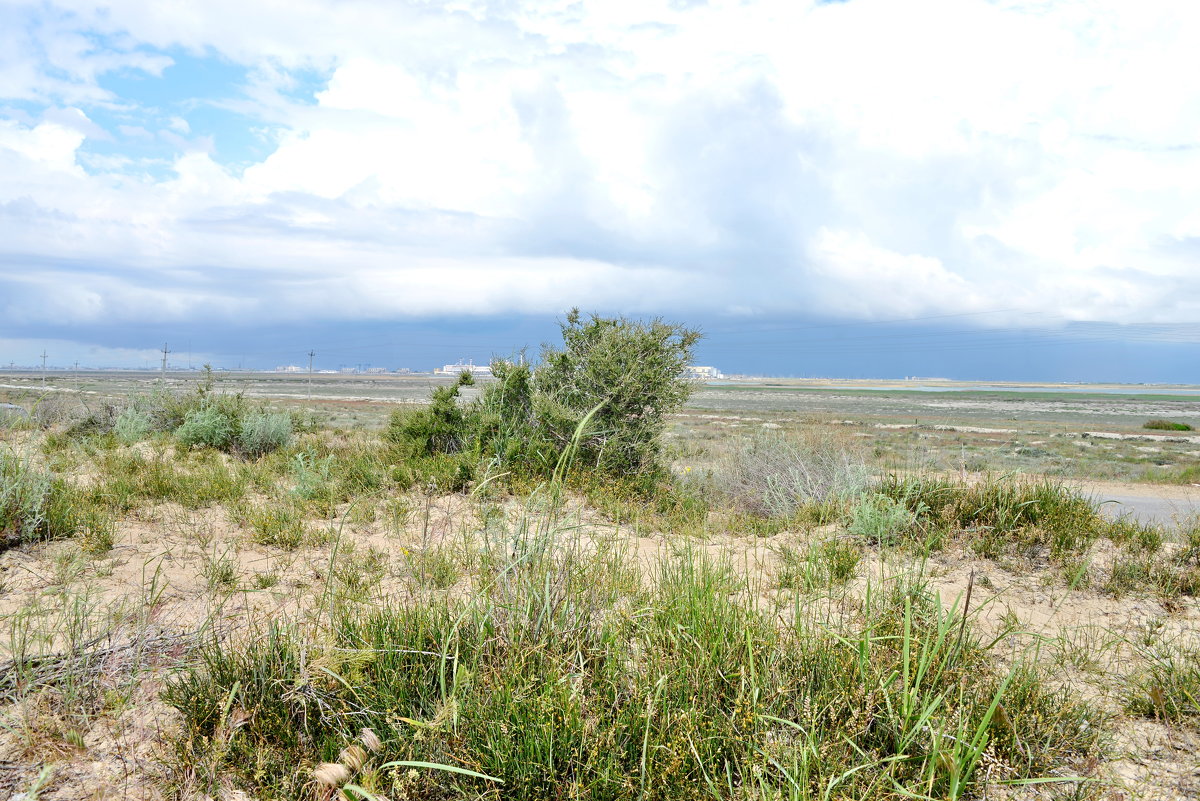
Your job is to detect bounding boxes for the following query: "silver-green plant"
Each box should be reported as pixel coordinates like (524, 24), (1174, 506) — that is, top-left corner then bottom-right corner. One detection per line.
(114, 407), (152, 445)
(1, 449), (52, 540)
(175, 408), (235, 450)
(715, 429), (870, 517)
(237, 412), (292, 457)
(849, 492), (918, 544)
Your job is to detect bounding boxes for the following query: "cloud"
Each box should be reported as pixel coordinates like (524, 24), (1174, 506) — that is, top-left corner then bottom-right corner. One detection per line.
(1, 0), (1199, 347)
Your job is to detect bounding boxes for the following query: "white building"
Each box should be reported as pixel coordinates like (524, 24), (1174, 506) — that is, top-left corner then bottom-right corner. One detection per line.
(275, 365), (303, 373)
(434, 359), (492, 377)
(685, 365), (724, 380)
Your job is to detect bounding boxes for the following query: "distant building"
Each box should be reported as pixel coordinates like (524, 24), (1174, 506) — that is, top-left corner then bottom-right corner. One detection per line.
(434, 360), (492, 377)
(275, 365), (303, 373)
(365, 367), (388, 374)
(684, 365), (724, 380)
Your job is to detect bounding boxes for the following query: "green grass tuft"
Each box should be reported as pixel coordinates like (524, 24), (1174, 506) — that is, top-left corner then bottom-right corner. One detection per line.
(165, 540), (1102, 800)
(1142, 419), (1193, 432)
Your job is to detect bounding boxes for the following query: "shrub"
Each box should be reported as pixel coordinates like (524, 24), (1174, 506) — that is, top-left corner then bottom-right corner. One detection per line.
(714, 429), (869, 517)
(175, 408), (236, 451)
(114, 407), (152, 444)
(30, 394), (77, 429)
(472, 359), (558, 475)
(533, 310), (699, 477)
(1, 450), (86, 546)
(237, 412), (292, 457)
(386, 310), (700, 487)
(1143, 419), (1193, 432)
(385, 372), (475, 456)
(65, 398), (126, 438)
(849, 492), (918, 544)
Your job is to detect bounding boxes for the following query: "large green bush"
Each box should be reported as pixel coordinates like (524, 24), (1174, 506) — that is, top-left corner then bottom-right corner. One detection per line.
(534, 310), (700, 476)
(387, 310), (700, 487)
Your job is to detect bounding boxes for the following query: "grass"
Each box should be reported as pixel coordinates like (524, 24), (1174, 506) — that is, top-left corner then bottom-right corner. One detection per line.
(879, 474), (1109, 560)
(0, 557), (179, 767)
(240, 500), (313, 550)
(775, 537), (861, 591)
(163, 503), (1105, 800)
(1143, 419), (1194, 432)
(87, 448), (248, 512)
(2, 447), (108, 549)
(1125, 644), (1200, 723)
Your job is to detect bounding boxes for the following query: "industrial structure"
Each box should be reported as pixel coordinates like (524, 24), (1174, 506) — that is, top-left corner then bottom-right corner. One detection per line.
(434, 359), (493, 377)
(684, 365), (724, 380)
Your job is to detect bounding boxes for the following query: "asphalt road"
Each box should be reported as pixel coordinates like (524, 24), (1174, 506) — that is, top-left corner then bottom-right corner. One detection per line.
(1090, 490), (1200, 529)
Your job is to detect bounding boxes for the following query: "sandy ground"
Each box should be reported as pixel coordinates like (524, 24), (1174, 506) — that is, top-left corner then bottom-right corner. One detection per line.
(0, 487), (1198, 799)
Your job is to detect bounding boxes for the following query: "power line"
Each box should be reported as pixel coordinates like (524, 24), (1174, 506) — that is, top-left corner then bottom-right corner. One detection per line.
(308, 349), (315, 401)
(159, 343), (170, 384)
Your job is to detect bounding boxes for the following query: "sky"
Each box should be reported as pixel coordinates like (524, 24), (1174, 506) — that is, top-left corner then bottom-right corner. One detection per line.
(1, 0), (1198, 381)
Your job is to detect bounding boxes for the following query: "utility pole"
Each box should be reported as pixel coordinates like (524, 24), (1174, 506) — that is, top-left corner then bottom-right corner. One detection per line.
(40, 350), (47, 389)
(307, 349), (315, 401)
(73, 360), (79, 372)
(159, 343), (170, 384)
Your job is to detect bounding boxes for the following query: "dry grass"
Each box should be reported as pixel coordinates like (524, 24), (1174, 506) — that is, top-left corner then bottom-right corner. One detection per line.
(0, 405), (1198, 798)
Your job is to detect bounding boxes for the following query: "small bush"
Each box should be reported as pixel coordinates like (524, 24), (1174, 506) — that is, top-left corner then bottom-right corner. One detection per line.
(387, 382), (473, 459)
(237, 412), (292, 457)
(849, 492), (918, 544)
(1143, 419), (1193, 432)
(64, 399), (126, 438)
(715, 429), (869, 517)
(114, 407), (152, 444)
(1, 450), (87, 546)
(290, 450), (334, 503)
(176, 408), (236, 451)
(404, 453), (477, 494)
(30, 394), (77, 429)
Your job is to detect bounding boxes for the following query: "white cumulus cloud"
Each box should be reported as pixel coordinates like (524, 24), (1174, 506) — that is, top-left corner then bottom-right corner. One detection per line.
(0, 0), (1198, 336)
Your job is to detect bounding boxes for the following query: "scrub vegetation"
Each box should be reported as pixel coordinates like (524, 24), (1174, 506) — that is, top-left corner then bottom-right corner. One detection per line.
(0, 313), (1198, 799)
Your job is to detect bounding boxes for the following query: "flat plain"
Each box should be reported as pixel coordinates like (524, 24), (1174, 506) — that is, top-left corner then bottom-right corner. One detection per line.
(0, 370), (1198, 800)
